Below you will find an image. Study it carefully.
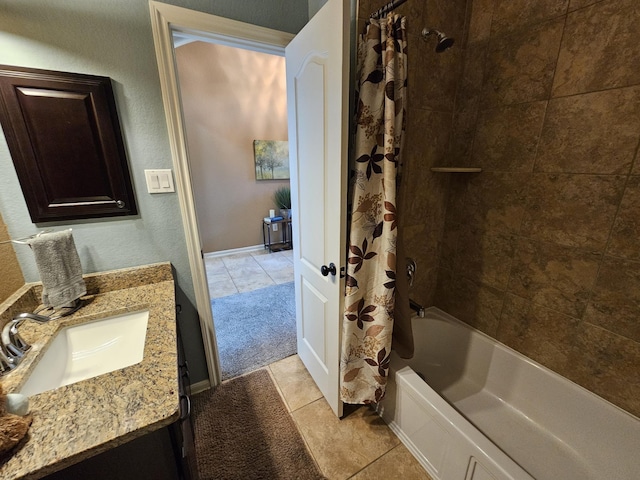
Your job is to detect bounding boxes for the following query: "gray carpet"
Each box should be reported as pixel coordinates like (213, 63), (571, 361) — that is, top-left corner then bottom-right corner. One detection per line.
(192, 369), (325, 480)
(212, 282), (296, 380)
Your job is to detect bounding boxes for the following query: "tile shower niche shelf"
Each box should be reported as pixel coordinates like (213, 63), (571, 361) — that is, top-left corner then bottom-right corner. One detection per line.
(430, 167), (482, 173)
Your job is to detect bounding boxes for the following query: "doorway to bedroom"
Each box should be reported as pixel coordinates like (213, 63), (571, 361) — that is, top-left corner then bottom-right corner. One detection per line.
(174, 39), (296, 381)
(205, 249), (294, 380)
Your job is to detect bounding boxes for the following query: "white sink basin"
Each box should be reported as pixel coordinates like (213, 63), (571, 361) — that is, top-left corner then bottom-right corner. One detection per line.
(19, 310), (149, 397)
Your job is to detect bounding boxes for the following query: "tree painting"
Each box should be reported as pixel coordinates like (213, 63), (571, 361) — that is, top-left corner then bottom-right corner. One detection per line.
(254, 140), (289, 180)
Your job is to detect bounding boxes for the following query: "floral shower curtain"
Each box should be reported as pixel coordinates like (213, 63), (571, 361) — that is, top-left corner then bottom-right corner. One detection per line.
(340, 14), (407, 404)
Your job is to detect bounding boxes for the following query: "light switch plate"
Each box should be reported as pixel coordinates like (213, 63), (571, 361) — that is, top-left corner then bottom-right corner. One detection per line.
(144, 169), (175, 194)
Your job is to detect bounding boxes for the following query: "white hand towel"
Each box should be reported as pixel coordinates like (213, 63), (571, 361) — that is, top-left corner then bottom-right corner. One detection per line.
(27, 230), (86, 308)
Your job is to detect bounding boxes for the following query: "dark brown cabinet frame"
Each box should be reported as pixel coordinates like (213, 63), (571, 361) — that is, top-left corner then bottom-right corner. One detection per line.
(0, 65), (137, 222)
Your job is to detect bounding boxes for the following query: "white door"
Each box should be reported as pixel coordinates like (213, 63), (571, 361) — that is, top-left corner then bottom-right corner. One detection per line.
(286, 0), (349, 417)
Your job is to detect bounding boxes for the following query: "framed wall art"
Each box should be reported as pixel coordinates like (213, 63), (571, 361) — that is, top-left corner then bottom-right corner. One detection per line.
(253, 140), (289, 180)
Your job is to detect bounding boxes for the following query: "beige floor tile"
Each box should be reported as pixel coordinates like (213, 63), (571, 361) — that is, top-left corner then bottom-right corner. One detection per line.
(271, 250), (294, 263)
(269, 355), (322, 411)
(233, 271), (276, 292)
(208, 250), (293, 295)
(224, 257), (273, 288)
(208, 279), (238, 298)
(204, 255), (226, 270)
(249, 248), (271, 257)
(205, 269), (232, 283)
(267, 265), (294, 284)
(293, 399), (400, 480)
(221, 253), (261, 269)
(252, 253), (294, 284)
(348, 444), (432, 480)
(204, 257), (232, 282)
(253, 252), (291, 269)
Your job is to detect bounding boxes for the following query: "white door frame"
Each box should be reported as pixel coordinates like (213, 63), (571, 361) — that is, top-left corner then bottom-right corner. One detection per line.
(149, 1), (294, 387)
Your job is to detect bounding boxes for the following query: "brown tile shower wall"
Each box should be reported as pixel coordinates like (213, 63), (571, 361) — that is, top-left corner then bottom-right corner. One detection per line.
(436, 0), (640, 417)
(357, 0), (469, 307)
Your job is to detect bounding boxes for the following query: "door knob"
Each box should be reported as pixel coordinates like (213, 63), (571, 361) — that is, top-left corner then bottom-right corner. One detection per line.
(320, 263), (337, 276)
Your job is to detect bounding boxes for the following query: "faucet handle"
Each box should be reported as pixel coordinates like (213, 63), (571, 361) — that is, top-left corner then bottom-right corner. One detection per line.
(1, 314), (45, 360)
(0, 344), (17, 373)
(5, 323), (29, 355)
(2, 318), (25, 352)
(0, 311), (60, 376)
(0, 318), (32, 375)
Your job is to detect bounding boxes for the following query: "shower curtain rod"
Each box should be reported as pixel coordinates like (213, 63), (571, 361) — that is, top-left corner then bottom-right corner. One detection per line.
(370, 0), (409, 19)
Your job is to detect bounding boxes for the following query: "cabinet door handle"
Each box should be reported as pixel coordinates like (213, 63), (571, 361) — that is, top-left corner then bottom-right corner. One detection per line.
(320, 263), (337, 276)
(179, 393), (191, 421)
(180, 367), (190, 384)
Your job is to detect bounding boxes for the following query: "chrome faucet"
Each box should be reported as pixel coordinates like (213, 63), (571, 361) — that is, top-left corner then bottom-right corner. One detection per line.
(0, 300), (83, 374)
(0, 313), (52, 374)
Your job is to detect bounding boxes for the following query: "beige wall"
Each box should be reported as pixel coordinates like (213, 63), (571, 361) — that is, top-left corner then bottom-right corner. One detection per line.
(436, 0), (640, 417)
(0, 212), (24, 301)
(176, 42), (289, 253)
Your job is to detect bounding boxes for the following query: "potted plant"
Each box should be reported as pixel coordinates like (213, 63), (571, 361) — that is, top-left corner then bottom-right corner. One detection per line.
(273, 186), (291, 219)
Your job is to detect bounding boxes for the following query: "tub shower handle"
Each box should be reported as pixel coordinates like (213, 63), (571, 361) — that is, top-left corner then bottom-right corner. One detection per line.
(320, 263), (337, 276)
(407, 257), (416, 287)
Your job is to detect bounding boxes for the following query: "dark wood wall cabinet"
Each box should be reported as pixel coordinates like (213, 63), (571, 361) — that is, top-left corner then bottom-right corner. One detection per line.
(0, 65), (137, 222)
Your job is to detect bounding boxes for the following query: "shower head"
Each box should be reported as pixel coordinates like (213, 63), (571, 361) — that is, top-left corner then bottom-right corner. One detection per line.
(421, 28), (455, 53)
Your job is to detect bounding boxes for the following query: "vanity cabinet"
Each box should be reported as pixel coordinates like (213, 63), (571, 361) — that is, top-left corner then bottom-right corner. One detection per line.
(0, 65), (137, 222)
(42, 425), (182, 480)
(171, 316), (198, 480)
(42, 319), (198, 480)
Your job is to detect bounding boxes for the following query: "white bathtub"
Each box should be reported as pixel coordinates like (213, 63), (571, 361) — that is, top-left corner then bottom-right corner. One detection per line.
(377, 307), (640, 480)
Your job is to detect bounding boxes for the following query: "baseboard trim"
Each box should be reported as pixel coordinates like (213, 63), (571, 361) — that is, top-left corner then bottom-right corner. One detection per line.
(190, 379), (211, 395)
(204, 244), (264, 258)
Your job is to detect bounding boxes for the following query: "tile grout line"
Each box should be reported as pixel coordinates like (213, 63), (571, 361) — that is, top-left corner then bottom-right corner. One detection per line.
(268, 357), (422, 480)
(266, 364), (292, 412)
(212, 252), (293, 298)
(266, 366), (327, 478)
(290, 411), (327, 478)
(345, 444), (421, 480)
(291, 397), (351, 480)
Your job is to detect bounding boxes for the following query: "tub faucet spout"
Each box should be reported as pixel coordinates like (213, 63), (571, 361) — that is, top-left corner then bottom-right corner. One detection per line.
(409, 299), (425, 317)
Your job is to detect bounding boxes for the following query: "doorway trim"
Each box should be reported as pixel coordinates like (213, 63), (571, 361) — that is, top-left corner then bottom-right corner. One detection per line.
(149, 1), (294, 387)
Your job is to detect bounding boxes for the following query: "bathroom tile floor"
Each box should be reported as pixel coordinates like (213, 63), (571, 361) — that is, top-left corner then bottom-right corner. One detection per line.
(204, 248), (293, 298)
(266, 355), (433, 480)
(205, 249), (431, 479)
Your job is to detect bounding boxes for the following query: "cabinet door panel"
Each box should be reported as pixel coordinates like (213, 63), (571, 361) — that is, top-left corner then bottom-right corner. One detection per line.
(0, 65), (137, 222)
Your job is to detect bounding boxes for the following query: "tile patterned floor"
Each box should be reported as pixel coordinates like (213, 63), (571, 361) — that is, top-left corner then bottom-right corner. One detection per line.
(267, 355), (433, 480)
(206, 250), (431, 479)
(204, 248), (294, 298)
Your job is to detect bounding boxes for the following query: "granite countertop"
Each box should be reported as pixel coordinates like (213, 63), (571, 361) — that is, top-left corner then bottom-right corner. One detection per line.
(0, 262), (179, 480)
